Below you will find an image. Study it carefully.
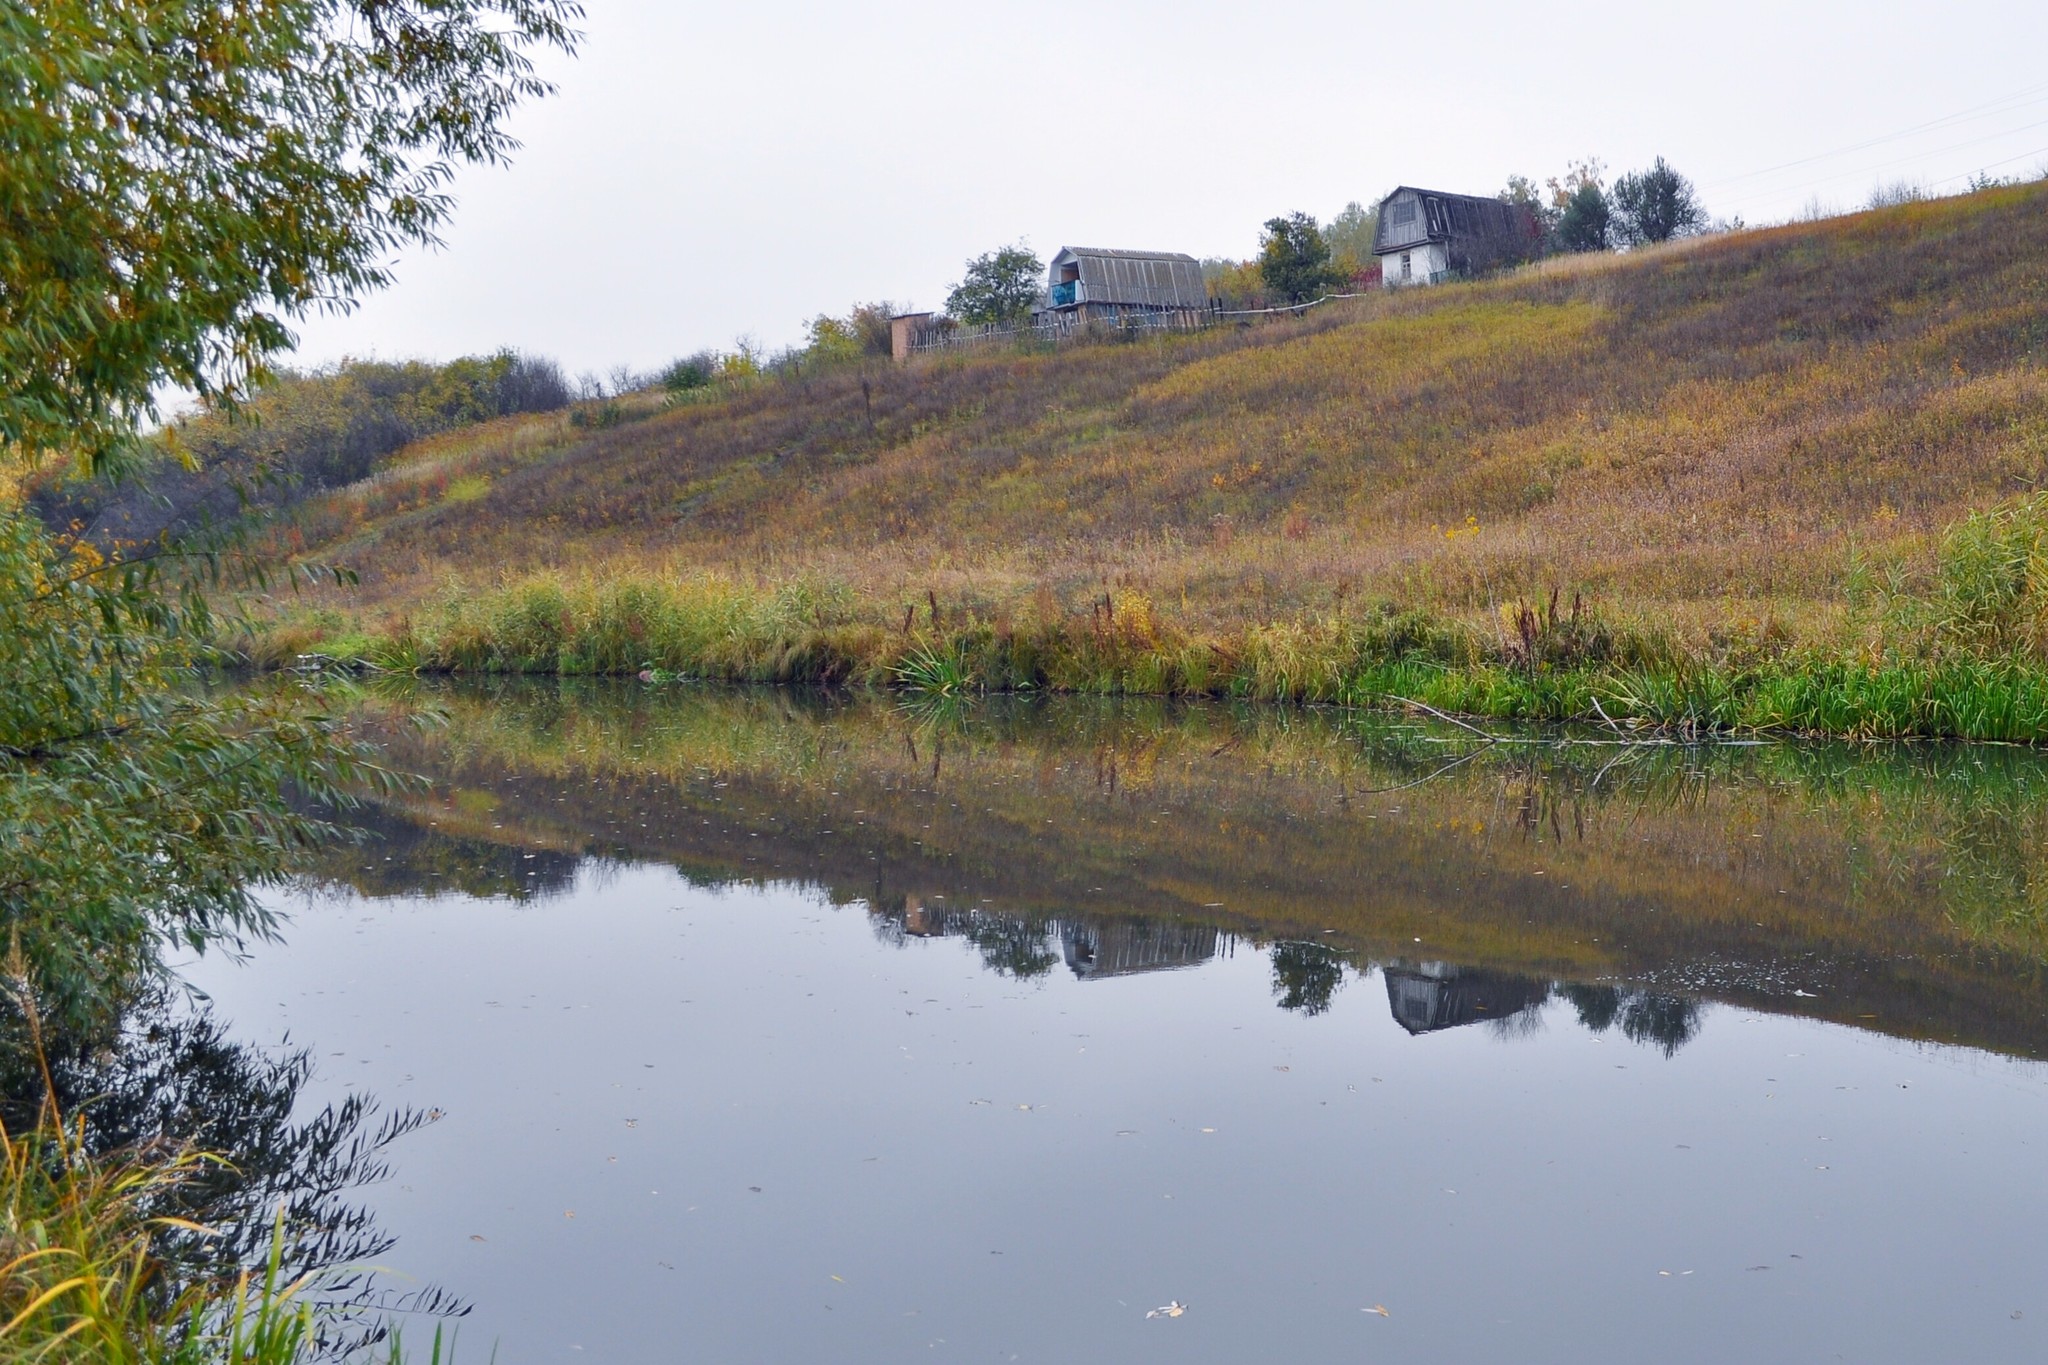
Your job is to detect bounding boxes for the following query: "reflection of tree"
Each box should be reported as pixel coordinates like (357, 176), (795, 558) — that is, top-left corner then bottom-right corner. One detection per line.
(963, 916), (1059, 979)
(1, 991), (455, 1355)
(867, 895), (1060, 979)
(1271, 942), (1345, 1016)
(1619, 992), (1704, 1057)
(1560, 982), (1704, 1057)
(1560, 983), (1625, 1032)
(296, 801), (581, 902)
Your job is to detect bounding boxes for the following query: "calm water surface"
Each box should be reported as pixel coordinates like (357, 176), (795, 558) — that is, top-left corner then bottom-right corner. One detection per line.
(181, 684), (2048, 1363)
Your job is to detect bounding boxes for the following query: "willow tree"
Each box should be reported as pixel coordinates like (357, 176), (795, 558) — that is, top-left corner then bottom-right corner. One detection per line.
(0, 0), (580, 1022)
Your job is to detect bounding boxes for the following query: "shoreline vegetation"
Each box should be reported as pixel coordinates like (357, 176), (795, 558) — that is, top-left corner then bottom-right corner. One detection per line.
(259, 490), (2048, 742)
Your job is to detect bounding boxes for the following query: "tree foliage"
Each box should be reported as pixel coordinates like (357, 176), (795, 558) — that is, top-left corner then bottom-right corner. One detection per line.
(1258, 212), (1344, 304)
(946, 246), (1044, 326)
(29, 352), (571, 549)
(0, 514), (399, 1025)
(1322, 200), (1380, 277)
(0, 0), (583, 474)
(1554, 182), (1613, 252)
(801, 302), (897, 369)
(1610, 157), (1708, 246)
(0, 0), (579, 1026)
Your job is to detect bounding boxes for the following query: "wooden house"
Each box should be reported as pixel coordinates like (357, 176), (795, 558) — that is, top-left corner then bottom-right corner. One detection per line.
(1372, 186), (1539, 287)
(1043, 246), (1208, 324)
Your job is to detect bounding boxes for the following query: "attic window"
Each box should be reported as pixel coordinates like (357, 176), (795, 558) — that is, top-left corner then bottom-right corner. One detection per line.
(1388, 201), (1417, 226)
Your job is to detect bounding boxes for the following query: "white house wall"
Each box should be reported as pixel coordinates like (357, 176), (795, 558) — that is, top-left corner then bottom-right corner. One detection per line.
(1378, 241), (1449, 287)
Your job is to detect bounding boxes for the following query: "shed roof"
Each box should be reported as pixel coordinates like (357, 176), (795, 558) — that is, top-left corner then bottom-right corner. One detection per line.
(1053, 246), (1201, 263)
(1048, 245), (1206, 310)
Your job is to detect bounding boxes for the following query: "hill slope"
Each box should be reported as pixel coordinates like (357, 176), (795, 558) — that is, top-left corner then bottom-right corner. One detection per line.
(269, 184), (2048, 712)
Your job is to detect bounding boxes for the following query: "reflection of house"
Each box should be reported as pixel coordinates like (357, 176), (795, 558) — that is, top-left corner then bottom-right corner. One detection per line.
(1382, 960), (1551, 1034)
(1043, 247), (1207, 324)
(1373, 186), (1538, 287)
(1061, 918), (1220, 979)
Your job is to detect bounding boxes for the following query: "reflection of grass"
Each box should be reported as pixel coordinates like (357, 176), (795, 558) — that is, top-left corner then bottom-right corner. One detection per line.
(345, 682), (2048, 1012)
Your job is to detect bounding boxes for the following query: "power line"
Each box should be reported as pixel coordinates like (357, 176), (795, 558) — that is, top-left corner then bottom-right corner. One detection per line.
(1701, 80), (2048, 192)
(1928, 141), (2048, 188)
(1738, 114), (2048, 200)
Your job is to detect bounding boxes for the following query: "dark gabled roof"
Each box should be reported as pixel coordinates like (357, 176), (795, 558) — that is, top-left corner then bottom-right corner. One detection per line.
(1373, 186), (1535, 255)
(1376, 184), (1507, 214)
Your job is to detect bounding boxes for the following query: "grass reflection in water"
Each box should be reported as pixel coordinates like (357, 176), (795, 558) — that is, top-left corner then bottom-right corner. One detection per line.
(311, 679), (2048, 1063)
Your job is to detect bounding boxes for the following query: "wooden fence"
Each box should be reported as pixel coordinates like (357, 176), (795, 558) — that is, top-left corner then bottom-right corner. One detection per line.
(902, 291), (1382, 358)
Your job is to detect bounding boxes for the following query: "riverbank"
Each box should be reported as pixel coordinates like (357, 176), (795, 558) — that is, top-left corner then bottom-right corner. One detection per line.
(254, 490), (2048, 742)
(196, 181), (2048, 743)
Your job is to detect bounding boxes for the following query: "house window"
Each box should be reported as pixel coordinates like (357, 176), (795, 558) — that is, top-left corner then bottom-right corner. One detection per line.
(1400, 252), (1412, 280)
(1388, 201), (1417, 227)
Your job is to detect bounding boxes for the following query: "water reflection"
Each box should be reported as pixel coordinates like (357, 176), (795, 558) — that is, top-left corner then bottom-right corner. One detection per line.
(1381, 961), (1555, 1036)
(310, 805), (1714, 1054)
(233, 681), (2048, 1364)
(0, 990), (453, 1354)
(1062, 918), (1223, 981)
(307, 679), (2048, 1065)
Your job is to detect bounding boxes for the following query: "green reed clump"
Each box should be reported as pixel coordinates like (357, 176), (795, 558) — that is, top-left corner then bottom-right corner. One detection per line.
(894, 642), (974, 695)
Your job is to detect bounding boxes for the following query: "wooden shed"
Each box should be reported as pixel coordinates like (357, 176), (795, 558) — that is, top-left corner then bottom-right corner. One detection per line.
(1373, 186), (1540, 287)
(1044, 246), (1208, 323)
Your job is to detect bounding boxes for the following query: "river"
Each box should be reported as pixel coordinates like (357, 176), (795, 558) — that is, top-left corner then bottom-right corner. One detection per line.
(176, 681), (2048, 1362)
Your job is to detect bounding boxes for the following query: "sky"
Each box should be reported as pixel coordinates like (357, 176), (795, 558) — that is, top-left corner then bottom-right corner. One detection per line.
(286, 0), (2048, 381)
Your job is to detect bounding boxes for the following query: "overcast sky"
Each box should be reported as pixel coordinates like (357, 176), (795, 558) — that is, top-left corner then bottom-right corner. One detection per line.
(287, 0), (2048, 380)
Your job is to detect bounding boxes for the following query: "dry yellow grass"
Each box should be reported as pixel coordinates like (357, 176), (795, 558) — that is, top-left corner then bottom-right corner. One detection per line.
(270, 182), (2048, 656)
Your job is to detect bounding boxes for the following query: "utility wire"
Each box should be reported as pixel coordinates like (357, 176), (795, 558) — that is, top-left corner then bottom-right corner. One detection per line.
(1736, 114), (2048, 199)
(1928, 140), (2048, 188)
(1700, 79), (2048, 191)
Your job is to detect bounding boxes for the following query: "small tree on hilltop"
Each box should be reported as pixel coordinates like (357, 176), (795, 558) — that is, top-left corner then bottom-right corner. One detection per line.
(1554, 181), (1613, 252)
(946, 244), (1044, 326)
(1545, 157), (1611, 253)
(1259, 212), (1344, 304)
(1610, 157), (1708, 246)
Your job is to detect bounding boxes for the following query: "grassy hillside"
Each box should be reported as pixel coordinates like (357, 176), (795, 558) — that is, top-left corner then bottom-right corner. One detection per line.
(257, 183), (2048, 734)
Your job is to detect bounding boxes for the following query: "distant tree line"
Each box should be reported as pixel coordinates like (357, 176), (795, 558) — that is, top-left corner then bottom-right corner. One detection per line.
(30, 350), (571, 546)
